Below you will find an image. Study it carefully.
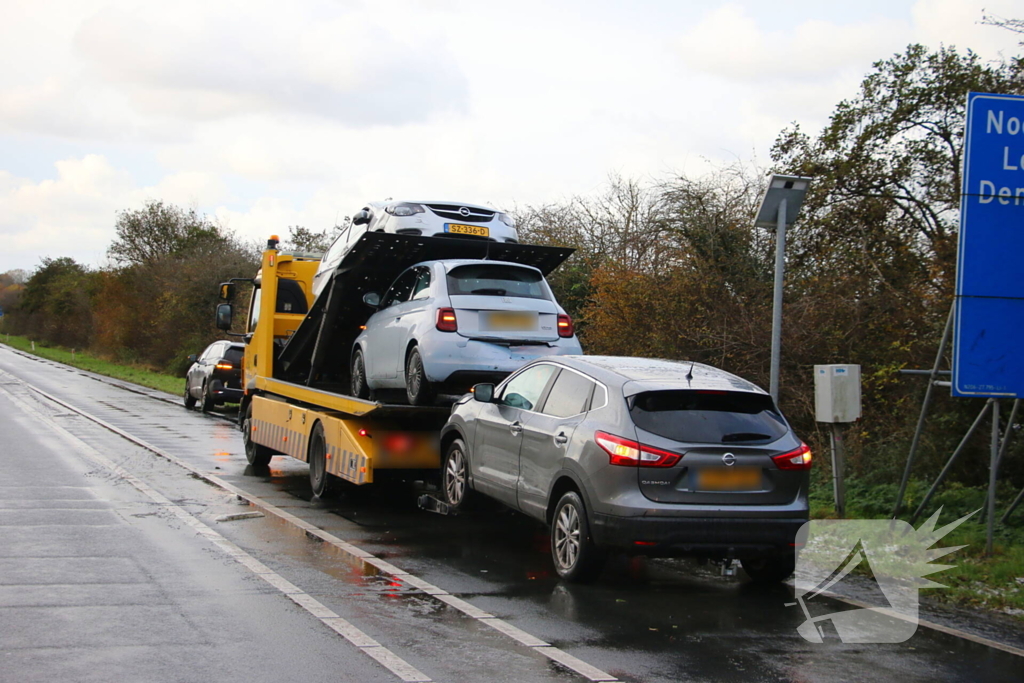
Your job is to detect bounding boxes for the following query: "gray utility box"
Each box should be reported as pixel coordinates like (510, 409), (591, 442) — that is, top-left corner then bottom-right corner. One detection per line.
(814, 364), (861, 423)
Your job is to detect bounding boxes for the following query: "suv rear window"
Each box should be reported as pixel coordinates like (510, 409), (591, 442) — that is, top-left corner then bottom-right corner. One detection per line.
(447, 264), (548, 300)
(629, 390), (787, 444)
(224, 347), (244, 364)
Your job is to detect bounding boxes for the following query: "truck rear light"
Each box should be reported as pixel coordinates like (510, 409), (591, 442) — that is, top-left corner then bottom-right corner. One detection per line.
(595, 431), (681, 468)
(436, 308), (458, 332)
(772, 442), (813, 470)
(215, 362), (234, 370)
(557, 314), (574, 338)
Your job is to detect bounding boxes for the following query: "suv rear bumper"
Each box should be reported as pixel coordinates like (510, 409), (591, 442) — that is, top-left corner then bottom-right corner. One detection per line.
(590, 513), (806, 559)
(209, 379), (244, 403)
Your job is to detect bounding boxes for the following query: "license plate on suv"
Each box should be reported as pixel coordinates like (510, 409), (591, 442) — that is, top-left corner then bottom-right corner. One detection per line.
(446, 223), (489, 237)
(484, 311), (537, 330)
(696, 467), (761, 491)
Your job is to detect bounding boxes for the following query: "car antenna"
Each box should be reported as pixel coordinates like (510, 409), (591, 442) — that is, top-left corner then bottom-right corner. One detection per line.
(686, 361), (695, 382)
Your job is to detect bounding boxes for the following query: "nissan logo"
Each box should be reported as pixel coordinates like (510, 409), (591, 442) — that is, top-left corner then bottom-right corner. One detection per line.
(722, 453), (736, 467)
(458, 207), (471, 217)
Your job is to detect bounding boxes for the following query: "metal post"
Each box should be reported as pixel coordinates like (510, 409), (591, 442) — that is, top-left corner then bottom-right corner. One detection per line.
(830, 423), (846, 517)
(893, 304), (955, 518)
(910, 399), (993, 525)
(1003, 484), (1024, 524)
(769, 198), (787, 405)
(981, 398), (1019, 524)
(987, 399), (1000, 555)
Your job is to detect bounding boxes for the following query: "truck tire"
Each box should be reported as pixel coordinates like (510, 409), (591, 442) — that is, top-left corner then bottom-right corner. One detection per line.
(308, 421), (331, 498)
(405, 346), (435, 406)
(550, 491), (606, 583)
(242, 402), (274, 469)
(351, 349), (370, 399)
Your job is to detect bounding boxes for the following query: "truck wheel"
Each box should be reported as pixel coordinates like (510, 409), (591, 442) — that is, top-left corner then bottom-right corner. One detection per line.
(308, 422), (331, 498)
(183, 381), (196, 410)
(550, 491), (606, 583)
(740, 556), (796, 584)
(405, 346), (435, 406)
(441, 439), (472, 511)
(351, 349), (370, 399)
(242, 402), (273, 469)
(200, 381), (215, 413)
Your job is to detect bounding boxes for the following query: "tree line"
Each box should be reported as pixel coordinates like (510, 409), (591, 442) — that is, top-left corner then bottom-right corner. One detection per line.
(2, 43), (1022, 490)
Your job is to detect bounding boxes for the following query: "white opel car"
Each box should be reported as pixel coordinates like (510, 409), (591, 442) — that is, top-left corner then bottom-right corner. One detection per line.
(312, 200), (520, 297)
(350, 259), (582, 405)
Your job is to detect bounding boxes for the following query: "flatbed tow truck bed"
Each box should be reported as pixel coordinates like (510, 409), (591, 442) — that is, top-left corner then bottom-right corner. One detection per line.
(225, 232), (573, 490)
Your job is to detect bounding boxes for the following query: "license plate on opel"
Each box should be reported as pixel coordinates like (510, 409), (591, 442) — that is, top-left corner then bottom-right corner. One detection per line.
(446, 223), (489, 237)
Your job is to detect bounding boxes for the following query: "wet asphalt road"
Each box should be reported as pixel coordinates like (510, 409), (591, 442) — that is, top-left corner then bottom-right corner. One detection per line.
(1, 345), (1022, 683)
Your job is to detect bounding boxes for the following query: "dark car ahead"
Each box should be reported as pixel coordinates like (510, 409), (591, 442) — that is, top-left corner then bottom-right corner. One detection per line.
(439, 356), (811, 583)
(184, 341), (245, 412)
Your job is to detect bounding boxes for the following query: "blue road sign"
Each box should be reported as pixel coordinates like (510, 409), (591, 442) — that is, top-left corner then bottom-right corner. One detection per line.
(953, 92), (1024, 398)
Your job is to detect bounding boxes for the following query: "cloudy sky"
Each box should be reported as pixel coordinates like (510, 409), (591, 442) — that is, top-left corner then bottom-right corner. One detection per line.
(1, 0), (1020, 273)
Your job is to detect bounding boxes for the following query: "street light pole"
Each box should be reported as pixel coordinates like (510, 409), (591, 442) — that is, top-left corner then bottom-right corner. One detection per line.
(769, 197), (787, 404)
(754, 175), (812, 406)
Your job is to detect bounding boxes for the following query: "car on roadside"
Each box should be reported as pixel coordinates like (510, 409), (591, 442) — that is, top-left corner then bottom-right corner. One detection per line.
(351, 259), (582, 405)
(438, 356), (811, 583)
(312, 200), (520, 297)
(183, 341), (245, 412)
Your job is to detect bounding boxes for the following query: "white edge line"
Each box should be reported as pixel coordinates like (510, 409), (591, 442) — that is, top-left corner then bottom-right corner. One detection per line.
(1, 377), (433, 683)
(22, 368), (1023, 668)
(16, 376), (631, 680)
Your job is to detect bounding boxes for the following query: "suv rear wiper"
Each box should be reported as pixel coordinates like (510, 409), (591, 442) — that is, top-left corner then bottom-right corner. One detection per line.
(721, 432), (772, 442)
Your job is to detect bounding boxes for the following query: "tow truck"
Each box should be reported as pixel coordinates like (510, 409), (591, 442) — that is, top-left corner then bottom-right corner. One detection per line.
(215, 233), (572, 496)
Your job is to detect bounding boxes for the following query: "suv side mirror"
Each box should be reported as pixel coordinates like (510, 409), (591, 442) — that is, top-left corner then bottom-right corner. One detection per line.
(353, 209), (371, 226)
(216, 303), (233, 331)
(187, 354), (198, 364)
(362, 292), (381, 308)
(473, 383), (495, 403)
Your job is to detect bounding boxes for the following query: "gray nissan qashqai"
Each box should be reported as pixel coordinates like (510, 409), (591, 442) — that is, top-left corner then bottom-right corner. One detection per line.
(439, 356), (811, 583)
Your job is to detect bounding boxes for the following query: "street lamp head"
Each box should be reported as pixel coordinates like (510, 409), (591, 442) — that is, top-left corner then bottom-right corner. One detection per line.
(755, 174), (813, 230)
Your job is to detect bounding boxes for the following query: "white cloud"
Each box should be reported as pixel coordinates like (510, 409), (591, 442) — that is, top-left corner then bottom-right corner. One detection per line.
(72, 1), (469, 127)
(676, 4), (909, 82)
(912, 0), (1023, 59)
(2, 1), (1022, 274)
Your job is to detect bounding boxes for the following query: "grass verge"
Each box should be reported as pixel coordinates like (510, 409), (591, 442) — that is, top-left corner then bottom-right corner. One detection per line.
(810, 478), (1024, 619)
(0, 334), (181, 396)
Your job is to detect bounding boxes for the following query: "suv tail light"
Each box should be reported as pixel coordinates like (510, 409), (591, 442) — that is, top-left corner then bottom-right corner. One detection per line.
(595, 431), (681, 468)
(215, 361), (234, 370)
(436, 307), (458, 332)
(772, 442), (812, 470)
(557, 314), (574, 338)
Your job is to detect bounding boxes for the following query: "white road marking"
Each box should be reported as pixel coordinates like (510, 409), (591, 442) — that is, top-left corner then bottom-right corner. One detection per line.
(10, 375), (629, 682)
(6, 349), (1024, 669)
(0, 377), (434, 683)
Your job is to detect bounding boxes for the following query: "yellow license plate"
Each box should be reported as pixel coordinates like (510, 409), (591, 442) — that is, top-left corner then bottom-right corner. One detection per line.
(446, 223), (489, 237)
(696, 467), (761, 491)
(485, 311), (537, 330)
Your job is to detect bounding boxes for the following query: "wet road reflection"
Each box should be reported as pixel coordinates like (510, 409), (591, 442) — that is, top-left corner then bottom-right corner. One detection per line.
(1, 347), (1022, 683)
